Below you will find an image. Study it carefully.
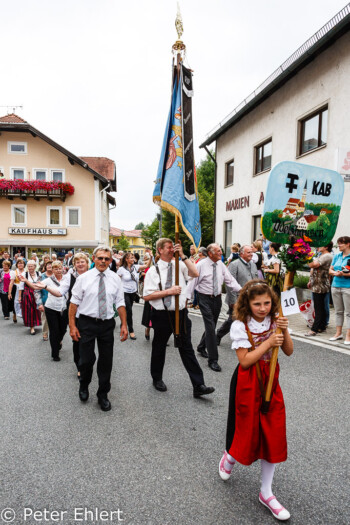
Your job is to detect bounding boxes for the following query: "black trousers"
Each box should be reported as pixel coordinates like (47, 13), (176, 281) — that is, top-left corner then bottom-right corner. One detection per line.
(45, 307), (68, 359)
(124, 292), (134, 333)
(77, 314), (115, 398)
(217, 306), (235, 340)
(311, 292), (327, 332)
(1, 293), (12, 317)
(197, 293), (222, 363)
(150, 309), (204, 387)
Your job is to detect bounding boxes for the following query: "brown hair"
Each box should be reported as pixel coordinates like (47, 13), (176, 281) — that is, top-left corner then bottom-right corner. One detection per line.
(337, 236), (350, 245)
(253, 240), (263, 251)
(2, 260), (11, 269)
(234, 279), (279, 322)
(16, 258), (25, 268)
(156, 238), (173, 254)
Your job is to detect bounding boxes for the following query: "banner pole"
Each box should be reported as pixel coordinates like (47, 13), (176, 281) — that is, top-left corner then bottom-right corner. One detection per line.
(262, 270), (295, 413)
(175, 215), (180, 338)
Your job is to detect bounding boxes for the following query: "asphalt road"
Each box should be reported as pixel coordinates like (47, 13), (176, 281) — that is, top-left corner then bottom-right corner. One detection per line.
(1, 305), (349, 525)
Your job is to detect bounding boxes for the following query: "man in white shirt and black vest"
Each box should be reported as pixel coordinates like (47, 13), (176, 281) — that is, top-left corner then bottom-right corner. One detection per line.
(143, 238), (215, 398)
(69, 245), (128, 411)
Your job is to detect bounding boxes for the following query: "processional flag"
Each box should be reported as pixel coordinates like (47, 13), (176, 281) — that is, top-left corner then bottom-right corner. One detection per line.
(153, 62), (201, 249)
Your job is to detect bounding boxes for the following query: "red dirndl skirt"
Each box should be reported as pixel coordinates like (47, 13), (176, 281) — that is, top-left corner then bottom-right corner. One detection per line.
(226, 361), (287, 466)
(21, 286), (41, 327)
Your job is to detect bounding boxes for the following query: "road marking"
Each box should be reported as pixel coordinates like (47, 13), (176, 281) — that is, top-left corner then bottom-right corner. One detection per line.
(291, 335), (350, 355)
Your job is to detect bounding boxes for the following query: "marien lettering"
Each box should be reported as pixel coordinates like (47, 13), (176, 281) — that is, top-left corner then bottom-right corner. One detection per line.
(226, 196), (250, 211)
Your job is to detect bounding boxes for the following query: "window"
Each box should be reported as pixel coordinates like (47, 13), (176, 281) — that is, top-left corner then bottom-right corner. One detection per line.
(12, 205), (27, 226)
(11, 168), (25, 180)
(66, 207), (80, 227)
(47, 206), (62, 226)
(255, 139), (272, 175)
(8, 142), (27, 154)
(299, 106), (328, 155)
(224, 220), (232, 258)
(252, 215), (262, 241)
(51, 170), (64, 182)
(33, 169), (47, 181)
(225, 160), (234, 187)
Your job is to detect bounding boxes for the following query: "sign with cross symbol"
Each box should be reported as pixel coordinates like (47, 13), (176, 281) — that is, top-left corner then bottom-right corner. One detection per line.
(261, 161), (344, 247)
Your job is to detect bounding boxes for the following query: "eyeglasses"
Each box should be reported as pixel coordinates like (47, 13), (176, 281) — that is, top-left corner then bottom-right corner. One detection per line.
(96, 257), (110, 261)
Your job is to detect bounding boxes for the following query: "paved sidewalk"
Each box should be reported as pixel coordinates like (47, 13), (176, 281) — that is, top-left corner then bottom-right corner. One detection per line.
(185, 294), (350, 354)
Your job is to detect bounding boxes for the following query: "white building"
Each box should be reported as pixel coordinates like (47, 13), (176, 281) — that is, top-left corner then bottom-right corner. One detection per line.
(200, 5), (350, 256)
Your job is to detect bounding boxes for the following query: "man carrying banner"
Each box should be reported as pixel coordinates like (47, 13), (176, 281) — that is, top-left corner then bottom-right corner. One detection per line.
(192, 243), (241, 371)
(143, 238), (215, 398)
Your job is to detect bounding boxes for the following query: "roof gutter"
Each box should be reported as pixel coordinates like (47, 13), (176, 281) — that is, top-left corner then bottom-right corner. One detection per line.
(200, 6), (350, 148)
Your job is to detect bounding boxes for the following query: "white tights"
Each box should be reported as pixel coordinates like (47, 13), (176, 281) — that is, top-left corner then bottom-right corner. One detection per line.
(260, 459), (276, 499)
(226, 454), (276, 499)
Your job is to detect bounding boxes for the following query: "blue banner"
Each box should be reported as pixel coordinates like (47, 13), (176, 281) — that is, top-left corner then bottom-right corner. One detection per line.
(153, 71), (201, 249)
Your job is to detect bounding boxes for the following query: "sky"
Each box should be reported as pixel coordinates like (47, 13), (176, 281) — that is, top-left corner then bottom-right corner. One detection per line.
(1, 0), (348, 230)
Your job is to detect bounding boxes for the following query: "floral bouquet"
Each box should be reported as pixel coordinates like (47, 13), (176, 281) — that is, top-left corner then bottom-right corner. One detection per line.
(278, 238), (314, 272)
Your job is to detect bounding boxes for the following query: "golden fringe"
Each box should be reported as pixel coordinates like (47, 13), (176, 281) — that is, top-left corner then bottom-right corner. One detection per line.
(158, 199), (201, 250)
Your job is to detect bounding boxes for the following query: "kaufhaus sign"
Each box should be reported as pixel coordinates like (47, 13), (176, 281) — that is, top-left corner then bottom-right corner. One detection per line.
(8, 227), (67, 235)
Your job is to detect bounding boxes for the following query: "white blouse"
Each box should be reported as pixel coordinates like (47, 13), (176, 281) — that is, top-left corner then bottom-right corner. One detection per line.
(230, 316), (272, 350)
(117, 265), (140, 293)
(41, 277), (67, 312)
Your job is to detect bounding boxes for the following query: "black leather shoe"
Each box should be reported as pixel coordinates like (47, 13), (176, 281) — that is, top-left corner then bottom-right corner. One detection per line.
(208, 361), (221, 372)
(193, 385), (215, 398)
(52, 356), (61, 362)
(197, 348), (208, 359)
(153, 380), (167, 392)
(79, 388), (89, 402)
(216, 336), (221, 346)
(98, 397), (111, 411)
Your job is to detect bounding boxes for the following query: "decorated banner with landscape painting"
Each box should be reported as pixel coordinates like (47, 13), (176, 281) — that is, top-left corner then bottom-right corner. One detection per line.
(261, 161), (344, 247)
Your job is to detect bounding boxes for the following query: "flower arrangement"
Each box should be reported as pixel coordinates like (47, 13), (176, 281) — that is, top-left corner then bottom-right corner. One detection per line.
(278, 238), (314, 272)
(0, 179), (74, 195)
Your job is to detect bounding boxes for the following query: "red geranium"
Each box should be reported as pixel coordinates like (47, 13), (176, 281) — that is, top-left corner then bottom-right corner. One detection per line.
(0, 179), (74, 195)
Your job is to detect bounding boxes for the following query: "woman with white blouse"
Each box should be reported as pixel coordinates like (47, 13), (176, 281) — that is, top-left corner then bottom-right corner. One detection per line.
(263, 243), (283, 297)
(117, 252), (149, 340)
(18, 260), (42, 335)
(22, 261), (67, 359)
(8, 258), (26, 320)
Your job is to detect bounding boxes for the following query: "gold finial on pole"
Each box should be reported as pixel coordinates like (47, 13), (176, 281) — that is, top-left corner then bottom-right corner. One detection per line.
(172, 2), (186, 54)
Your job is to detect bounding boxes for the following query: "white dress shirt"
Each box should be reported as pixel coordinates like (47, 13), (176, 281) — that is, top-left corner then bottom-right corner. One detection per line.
(143, 259), (189, 310)
(117, 265), (140, 293)
(190, 257), (241, 296)
(70, 267), (125, 319)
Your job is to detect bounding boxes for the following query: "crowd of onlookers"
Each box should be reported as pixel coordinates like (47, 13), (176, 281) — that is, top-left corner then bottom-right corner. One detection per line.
(1, 234), (350, 352)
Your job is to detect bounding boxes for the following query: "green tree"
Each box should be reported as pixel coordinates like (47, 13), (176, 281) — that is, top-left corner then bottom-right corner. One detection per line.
(141, 217), (160, 253)
(115, 233), (130, 251)
(134, 222), (145, 230)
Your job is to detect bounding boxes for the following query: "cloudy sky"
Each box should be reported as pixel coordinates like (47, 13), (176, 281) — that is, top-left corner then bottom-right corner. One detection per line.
(1, 0), (348, 229)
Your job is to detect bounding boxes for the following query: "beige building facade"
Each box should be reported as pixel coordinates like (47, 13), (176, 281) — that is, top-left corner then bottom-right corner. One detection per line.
(0, 114), (116, 258)
(200, 6), (350, 255)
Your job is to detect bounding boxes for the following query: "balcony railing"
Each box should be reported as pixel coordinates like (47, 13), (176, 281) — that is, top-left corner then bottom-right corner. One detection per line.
(0, 180), (74, 201)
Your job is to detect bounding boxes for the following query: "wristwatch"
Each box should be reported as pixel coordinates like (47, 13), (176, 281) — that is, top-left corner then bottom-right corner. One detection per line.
(181, 256), (188, 261)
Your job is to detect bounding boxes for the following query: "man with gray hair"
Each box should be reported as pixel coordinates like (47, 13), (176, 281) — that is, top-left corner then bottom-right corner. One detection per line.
(190, 243), (241, 371)
(69, 245), (128, 411)
(216, 244), (259, 345)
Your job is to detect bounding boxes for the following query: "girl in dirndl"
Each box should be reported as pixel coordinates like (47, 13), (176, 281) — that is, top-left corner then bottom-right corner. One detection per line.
(219, 280), (293, 521)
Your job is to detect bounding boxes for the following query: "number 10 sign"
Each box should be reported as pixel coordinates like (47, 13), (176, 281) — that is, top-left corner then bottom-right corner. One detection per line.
(281, 288), (300, 316)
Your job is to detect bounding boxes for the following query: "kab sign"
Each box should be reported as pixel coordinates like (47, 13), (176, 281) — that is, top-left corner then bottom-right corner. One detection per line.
(261, 161), (344, 247)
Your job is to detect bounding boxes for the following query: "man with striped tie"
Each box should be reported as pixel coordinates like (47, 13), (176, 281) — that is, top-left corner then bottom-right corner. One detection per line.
(143, 238), (215, 398)
(69, 246), (128, 411)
